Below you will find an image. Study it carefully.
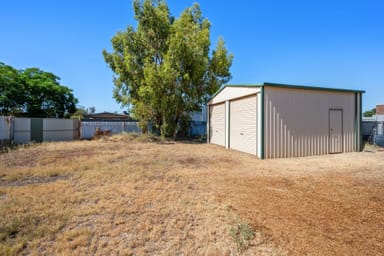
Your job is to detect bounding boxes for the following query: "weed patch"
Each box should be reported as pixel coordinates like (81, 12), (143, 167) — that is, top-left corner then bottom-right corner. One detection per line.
(229, 220), (255, 252)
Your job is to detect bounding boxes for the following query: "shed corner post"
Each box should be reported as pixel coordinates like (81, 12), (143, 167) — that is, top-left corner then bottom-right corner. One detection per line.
(259, 86), (265, 159)
(354, 91), (363, 152)
(225, 101), (230, 149)
(206, 104), (210, 143)
(354, 92), (362, 152)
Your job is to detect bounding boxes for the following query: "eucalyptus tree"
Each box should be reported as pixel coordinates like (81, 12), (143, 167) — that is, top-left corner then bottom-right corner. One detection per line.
(103, 0), (233, 137)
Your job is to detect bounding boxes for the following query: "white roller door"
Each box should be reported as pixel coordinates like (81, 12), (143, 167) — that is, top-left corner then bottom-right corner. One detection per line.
(209, 103), (225, 147)
(230, 95), (257, 155)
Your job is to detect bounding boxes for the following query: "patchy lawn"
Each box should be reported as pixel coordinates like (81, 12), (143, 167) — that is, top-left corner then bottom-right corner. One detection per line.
(1, 134), (383, 255)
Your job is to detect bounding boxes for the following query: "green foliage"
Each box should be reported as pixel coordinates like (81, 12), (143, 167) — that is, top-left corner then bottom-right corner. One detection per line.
(0, 63), (25, 115)
(0, 62), (77, 117)
(229, 220), (255, 252)
(103, 0), (233, 138)
(363, 108), (376, 117)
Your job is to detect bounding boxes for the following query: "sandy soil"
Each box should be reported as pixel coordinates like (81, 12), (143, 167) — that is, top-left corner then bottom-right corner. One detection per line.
(203, 147), (384, 255)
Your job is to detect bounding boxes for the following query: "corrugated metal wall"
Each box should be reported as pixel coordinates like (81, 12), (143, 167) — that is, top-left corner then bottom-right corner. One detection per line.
(80, 121), (141, 139)
(264, 87), (356, 158)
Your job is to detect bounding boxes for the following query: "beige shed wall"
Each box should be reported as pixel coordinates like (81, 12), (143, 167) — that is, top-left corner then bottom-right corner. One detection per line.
(264, 86), (356, 158)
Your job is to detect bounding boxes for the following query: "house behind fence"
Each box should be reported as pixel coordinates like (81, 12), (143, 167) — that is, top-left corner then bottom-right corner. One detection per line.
(362, 104), (384, 146)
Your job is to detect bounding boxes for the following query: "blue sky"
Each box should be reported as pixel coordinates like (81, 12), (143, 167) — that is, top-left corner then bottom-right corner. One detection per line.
(1, 0), (383, 112)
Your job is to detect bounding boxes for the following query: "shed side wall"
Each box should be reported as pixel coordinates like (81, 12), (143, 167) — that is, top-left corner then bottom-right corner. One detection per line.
(264, 87), (356, 158)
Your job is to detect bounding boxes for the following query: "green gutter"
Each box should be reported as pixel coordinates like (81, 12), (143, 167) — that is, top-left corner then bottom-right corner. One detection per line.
(260, 86), (265, 159)
(354, 93), (358, 151)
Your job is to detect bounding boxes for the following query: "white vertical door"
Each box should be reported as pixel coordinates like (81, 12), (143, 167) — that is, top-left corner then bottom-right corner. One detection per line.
(329, 109), (343, 153)
(209, 103), (226, 147)
(230, 95), (257, 155)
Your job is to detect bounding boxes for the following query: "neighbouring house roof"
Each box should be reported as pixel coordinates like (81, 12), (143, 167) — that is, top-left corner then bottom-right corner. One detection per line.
(83, 112), (132, 121)
(376, 105), (384, 115)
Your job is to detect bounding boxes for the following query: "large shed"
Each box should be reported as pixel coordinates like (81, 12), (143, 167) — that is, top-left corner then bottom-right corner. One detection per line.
(207, 82), (364, 159)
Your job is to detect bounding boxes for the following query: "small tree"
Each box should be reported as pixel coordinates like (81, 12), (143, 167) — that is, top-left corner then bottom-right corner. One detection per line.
(103, 0), (233, 138)
(363, 108), (376, 117)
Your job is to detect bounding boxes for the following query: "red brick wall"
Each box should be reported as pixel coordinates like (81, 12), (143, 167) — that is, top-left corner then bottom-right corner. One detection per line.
(376, 105), (384, 114)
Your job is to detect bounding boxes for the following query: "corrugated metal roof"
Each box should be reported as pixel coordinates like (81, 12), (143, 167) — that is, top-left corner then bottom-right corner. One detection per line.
(209, 82), (365, 103)
(263, 82), (365, 93)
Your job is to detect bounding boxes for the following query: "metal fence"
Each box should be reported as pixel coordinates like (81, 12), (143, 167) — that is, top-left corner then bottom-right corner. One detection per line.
(189, 121), (206, 137)
(1, 116), (207, 145)
(80, 121), (141, 139)
(362, 120), (384, 146)
(0, 117), (79, 145)
(0, 116), (12, 146)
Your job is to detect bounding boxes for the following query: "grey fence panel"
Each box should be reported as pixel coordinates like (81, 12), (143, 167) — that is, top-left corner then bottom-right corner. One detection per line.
(374, 135), (384, 147)
(80, 121), (141, 139)
(0, 116), (11, 145)
(0, 116), (9, 140)
(43, 119), (80, 142)
(14, 118), (31, 144)
(362, 121), (376, 137)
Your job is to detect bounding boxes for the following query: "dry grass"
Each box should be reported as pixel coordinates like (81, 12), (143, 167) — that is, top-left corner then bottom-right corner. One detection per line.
(0, 133), (383, 255)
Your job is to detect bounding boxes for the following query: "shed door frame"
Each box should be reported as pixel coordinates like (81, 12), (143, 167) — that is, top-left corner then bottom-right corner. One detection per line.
(329, 109), (343, 153)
